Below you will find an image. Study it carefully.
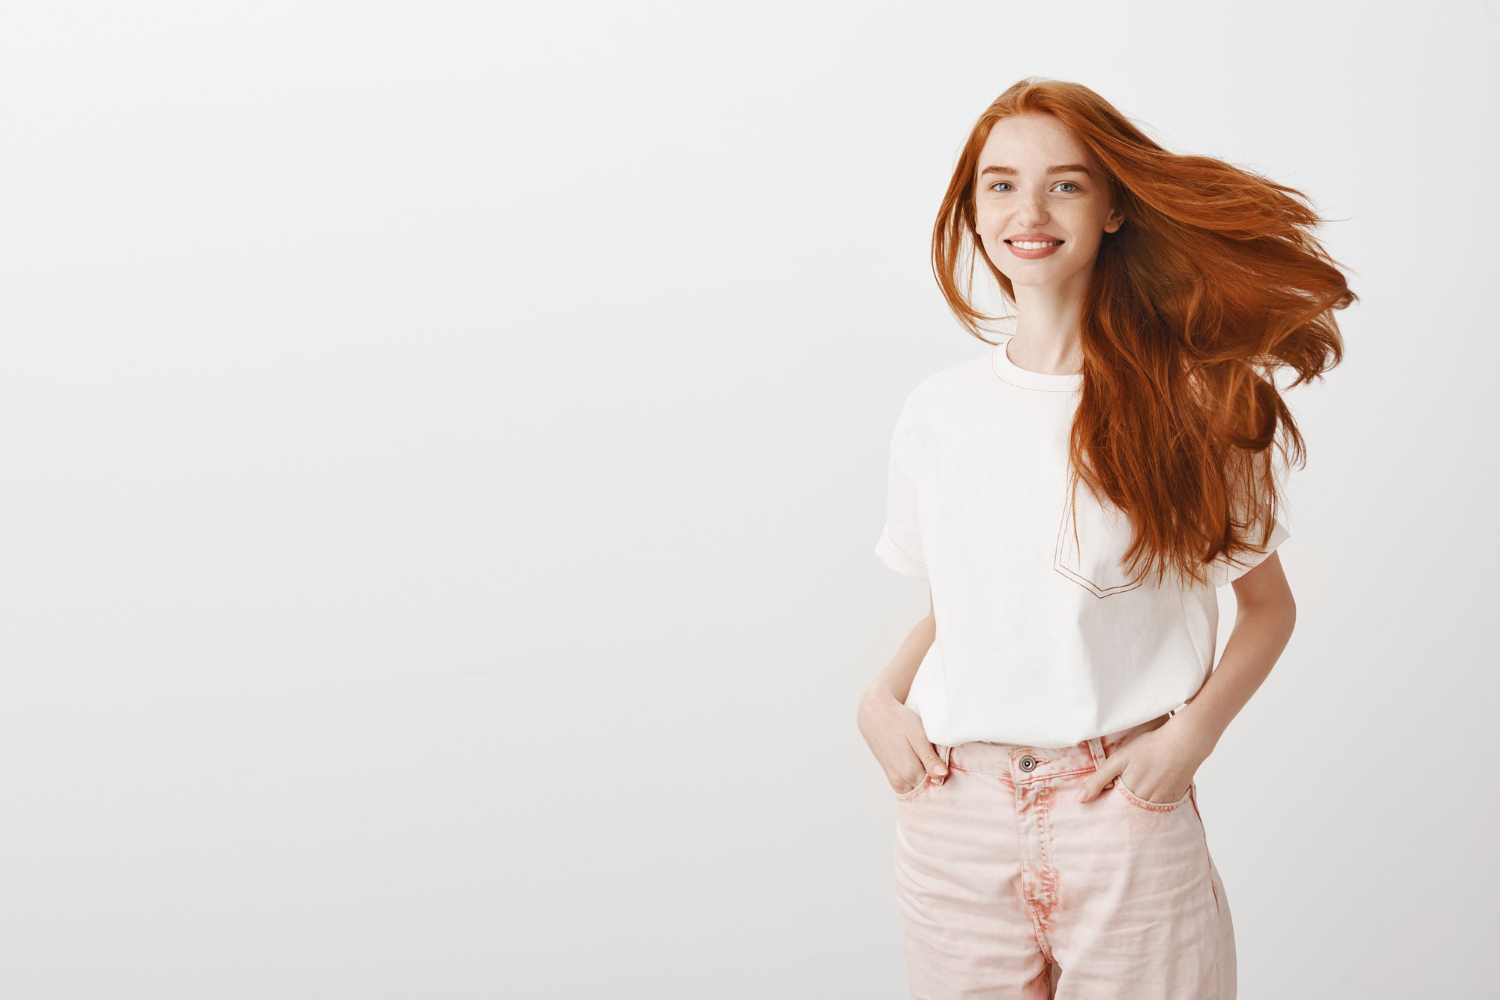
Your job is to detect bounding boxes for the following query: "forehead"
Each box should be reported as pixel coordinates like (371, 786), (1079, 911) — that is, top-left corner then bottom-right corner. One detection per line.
(977, 114), (1094, 171)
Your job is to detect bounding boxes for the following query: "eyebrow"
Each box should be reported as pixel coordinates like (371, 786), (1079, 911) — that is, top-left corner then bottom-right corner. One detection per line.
(979, 164), (1094, 178)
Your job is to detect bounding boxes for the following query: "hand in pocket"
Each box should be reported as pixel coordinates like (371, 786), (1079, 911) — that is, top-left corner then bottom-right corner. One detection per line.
(857, 690), (949, 795)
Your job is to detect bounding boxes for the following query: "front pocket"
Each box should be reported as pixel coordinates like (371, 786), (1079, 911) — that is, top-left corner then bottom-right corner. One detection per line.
(895, 745), (953, 802)
(1114, 777), (1194, 812)
(1053, 479), (1147, 598)
(894, 773), (934, 802)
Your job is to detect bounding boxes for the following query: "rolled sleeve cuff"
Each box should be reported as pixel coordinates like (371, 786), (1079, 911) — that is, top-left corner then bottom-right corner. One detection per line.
(876, 524), (928, 580)
(1215, 518), (1290, 586)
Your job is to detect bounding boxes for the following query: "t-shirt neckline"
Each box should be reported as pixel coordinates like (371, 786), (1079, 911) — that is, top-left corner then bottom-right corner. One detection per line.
(991, 335), (1085, 392)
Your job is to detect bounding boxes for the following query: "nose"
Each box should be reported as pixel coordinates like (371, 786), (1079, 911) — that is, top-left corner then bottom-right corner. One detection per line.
(1018, 196), (1049, 226)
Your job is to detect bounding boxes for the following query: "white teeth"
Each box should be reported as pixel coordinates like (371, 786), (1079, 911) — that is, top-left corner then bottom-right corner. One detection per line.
(1012, 240), (1061, 249)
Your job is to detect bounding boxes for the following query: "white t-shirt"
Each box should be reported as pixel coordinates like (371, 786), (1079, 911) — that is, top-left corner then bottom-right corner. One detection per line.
(876, 334), (1290, 748)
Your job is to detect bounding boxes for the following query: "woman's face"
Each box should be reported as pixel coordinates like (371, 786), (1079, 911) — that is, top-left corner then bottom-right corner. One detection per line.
(974, 114), (1124, 290)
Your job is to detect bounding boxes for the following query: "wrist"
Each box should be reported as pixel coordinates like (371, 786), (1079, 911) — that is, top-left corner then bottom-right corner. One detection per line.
(860, 683), (902, 712)
(1169, 706), (1223, 755)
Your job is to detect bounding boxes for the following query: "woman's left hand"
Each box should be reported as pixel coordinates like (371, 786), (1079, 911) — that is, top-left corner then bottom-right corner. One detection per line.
(1074, 716), (1214, 804)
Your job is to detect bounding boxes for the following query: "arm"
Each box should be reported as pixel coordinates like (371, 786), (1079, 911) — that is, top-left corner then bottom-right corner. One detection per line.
(1171, 551), (1297, 752)
(1076, 552), (1296, 804)
(859, 591), (935, 708)
(857, 591), (945, 790)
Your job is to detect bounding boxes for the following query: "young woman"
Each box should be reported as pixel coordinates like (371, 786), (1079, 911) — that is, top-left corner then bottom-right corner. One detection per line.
(856, 79), (1353, 999)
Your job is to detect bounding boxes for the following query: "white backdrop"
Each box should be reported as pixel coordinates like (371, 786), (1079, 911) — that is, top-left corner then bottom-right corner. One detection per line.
(2, 2), (1494, 997)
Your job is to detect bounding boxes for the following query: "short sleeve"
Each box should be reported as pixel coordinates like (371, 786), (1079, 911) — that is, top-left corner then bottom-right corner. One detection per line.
(1209, 513), (1290, 587)
(1204, 445), (1292, 587)
(874, 398), (928, 580)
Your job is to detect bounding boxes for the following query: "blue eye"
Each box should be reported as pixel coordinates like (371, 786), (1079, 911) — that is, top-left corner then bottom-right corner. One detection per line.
(988, 181), (1082, 193)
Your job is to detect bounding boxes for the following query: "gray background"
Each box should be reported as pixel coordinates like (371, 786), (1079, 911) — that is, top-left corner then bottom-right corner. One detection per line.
(2, 1), (1493, 997)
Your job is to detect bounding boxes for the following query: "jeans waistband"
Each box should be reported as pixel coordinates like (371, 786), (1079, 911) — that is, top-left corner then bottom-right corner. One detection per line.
(934, 712), (1173, 783)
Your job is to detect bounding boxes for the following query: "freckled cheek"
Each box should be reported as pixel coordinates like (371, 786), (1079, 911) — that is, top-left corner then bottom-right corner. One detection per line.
(973, 203), (1003, 232)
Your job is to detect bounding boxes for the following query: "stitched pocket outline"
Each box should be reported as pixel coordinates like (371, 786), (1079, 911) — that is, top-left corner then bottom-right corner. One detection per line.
(1053, 478), (1147, 598)
(1114, 777), (1194, 812)
(894, 774), (933, 802)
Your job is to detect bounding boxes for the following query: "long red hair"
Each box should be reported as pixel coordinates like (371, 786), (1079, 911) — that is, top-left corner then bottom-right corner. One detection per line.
(932, 78), (1354, 587)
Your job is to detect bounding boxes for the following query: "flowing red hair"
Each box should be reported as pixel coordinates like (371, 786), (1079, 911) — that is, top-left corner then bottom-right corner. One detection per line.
(932, 77), (1355, 587)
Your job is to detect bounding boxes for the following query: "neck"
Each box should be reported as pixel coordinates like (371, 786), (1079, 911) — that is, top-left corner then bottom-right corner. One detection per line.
(1007, 328), (1083, 376)
(1009, 286), (1086, 375)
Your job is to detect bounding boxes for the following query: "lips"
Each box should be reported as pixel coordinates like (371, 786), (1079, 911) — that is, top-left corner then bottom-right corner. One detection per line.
(1005, 233), (1064, 244)
(1004, 238), (1064, 260)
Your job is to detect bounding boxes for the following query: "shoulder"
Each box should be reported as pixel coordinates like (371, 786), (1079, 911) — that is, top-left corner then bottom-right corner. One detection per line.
(900, 344), (996, 414)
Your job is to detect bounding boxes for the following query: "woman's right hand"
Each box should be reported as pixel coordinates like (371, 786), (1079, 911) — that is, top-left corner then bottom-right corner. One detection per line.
(856, 687), (949, 794)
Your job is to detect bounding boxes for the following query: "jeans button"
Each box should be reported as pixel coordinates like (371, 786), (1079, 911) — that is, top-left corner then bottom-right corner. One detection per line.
(1018, 754), (1037, 772)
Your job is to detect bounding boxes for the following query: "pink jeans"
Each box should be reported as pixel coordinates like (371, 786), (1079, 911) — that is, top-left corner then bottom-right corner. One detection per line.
(893, 712), (1235, 999)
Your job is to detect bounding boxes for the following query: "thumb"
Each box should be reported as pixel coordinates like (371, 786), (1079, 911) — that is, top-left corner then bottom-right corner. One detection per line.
(911, 739), (948, 779)
(902, 715), (948, 778)
(1076, 759), (1121, 803)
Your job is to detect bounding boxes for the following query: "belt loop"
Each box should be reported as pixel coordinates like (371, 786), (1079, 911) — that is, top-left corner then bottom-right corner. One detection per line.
(1087, 736), (1105, 768)
(941, 744), (952, 768)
